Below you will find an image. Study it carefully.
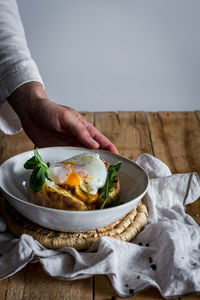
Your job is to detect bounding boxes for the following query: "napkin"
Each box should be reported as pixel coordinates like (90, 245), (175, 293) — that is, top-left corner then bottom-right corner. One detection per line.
(0, 154), (200, 299)
(0, 101), (22, 134)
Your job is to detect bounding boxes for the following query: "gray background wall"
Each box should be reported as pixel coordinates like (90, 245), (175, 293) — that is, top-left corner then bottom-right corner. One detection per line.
(17, 0), (200, 111)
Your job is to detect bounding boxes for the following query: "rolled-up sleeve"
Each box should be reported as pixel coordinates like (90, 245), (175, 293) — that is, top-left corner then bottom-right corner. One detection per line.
(0, 0), (43, 103)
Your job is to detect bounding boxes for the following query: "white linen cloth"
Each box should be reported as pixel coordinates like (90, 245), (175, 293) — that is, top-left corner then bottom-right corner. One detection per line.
(0, 153), (200, 298)
(0, 101), (22, 134)
(0, 0), (43, 134)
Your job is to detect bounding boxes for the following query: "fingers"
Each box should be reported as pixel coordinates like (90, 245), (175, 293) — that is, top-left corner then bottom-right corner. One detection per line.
(62, 113), (100, 149)
(104, 142), (119, 154)
(79, 116), (119, 154)
(61, 107), (118, 153)
(95, 132), (119, 154)
(72, 124), (100, 149)
(86, 124), (119, 154)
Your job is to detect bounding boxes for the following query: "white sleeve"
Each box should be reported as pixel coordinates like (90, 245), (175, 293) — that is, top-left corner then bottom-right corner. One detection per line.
(0, 0), (43, 103)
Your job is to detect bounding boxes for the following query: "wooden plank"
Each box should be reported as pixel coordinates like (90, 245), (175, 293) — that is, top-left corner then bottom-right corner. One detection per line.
(94, 276), (118, 300)
(146, 112), (176, 173)
(0, 279), (8, 300)
(147, 112), (200, 226)
(131, 289), (170, 300)
(147, 112), (200, 174)
(94, 111), (121, 151)
(94, 112), (169, 300)
(182, 295), (200, 300)
(94, 276), (163, 300)
(118, 111), (153, 159)
(94, 111), (153, 159)
(0, 130), (34, 164)
(5, 263), (92, 300)
(80, 111), (94, 124)
(195, 110), (200, 122)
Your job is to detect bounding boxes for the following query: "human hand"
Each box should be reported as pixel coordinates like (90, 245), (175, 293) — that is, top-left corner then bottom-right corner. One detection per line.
(7, 82), (118, 153)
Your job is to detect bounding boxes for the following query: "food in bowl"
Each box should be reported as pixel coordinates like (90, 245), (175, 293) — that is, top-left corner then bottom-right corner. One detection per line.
(24, 149), (121, 211)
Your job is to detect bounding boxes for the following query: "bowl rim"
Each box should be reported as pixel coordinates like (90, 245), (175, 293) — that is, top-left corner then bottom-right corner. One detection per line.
(0, 146), (149, 215)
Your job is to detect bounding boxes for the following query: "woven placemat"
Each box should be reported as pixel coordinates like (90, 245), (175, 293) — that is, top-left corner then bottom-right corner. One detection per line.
(0, 199), (148, 251)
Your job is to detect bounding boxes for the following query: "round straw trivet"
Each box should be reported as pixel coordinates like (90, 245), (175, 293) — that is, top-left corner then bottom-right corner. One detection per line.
(0, 199), (148, 251)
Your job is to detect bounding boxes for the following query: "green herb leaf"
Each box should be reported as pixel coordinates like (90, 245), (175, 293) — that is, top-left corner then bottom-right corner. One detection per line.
(24, 156), (38, 169)
(110, 200), (123, 207)
(24, 149), (49, 192)
(100, 162), (121, 209)
(34, 148), (42, 161)
(30, 165), (46, 192)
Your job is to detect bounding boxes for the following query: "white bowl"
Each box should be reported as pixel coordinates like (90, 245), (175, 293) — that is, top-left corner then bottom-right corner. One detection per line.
(0, 147), (149, 232)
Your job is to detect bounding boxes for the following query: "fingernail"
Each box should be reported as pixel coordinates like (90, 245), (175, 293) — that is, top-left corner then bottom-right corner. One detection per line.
(89, 138), (99, 146)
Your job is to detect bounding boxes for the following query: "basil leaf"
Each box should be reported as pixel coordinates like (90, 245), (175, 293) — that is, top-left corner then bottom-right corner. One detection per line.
(100, 162), (121, 209)
(34, 148), (43, 162)
(30, 165), (46, 192)
(24, 156), (39, 169)
(24, 149), (49, 192)
(34, 149), (49, 169)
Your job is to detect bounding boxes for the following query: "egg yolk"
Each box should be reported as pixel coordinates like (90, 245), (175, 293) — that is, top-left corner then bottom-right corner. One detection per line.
(60, 169), (98, 203)
(65, 172), (80, 187)
(75, 186), (98, 203)
(50, 158), (104, 204)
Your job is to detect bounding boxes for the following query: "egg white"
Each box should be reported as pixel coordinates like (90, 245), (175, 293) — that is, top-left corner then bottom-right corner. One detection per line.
(48, 153), (107, 194)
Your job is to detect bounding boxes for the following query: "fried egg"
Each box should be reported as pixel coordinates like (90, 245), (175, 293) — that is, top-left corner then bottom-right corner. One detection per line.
(48, 153), (107, 195)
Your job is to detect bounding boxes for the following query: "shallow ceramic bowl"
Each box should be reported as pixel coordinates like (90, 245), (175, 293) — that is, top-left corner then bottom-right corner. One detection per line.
(0, 147), (149, 232)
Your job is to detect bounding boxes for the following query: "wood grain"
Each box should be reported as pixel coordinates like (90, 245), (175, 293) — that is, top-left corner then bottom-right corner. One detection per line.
(94, 276), (164, 300)
(181, 295), (200, 300)
(94, 111), (153, 159)
(94, 276), (118, 300)
(195, 111), (200, 122)
(117, 111), (153, 159)
(0, 130), (34, 164)
(94, 112), (121, 149)
(147, 112), (200, 174)
(5, 264), (92, 300)
(0, 279), (8, 300)
(80, 111), (94, 124)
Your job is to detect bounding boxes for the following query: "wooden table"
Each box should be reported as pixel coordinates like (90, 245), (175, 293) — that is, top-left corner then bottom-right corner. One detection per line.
(0, 111), (199, 300)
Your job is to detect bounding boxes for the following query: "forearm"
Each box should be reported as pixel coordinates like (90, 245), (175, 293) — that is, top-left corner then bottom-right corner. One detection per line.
(0, 0), (43, 103)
